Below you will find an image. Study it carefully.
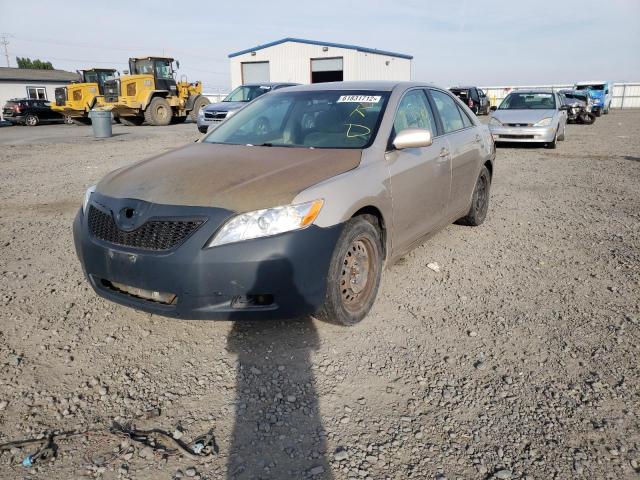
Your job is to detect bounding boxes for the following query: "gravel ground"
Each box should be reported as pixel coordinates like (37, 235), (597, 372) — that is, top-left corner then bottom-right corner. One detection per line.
(0, 113), (639, 480)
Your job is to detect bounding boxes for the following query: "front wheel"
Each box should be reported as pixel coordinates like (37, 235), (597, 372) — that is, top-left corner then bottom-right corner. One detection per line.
(24, 114), (39, 126)
(456, 165), (491, 226)
(144, 97), (172, 126)
(545, 129), (558, 149)
(580, 113), (595, 125)
(316, 216), (383, 326)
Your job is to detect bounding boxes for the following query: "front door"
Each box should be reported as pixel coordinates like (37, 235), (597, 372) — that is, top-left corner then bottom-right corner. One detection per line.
(387, 89), (451, 251)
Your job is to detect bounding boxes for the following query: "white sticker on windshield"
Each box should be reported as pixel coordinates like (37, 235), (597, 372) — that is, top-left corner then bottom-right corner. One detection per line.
(337, 95), (381, 103)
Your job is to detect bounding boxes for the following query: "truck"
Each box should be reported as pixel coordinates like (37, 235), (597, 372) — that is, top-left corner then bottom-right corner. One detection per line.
(574, 81), (613, 117)
(51, 68), (117, 125)
(101, 57), (209, 126)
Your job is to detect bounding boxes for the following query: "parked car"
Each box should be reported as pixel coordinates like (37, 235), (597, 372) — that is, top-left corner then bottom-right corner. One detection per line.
(558, 89), (595, 124)
(74, 81), (495, 325)
(488, 89), (568, 149)
(2, 98), (67, 126)
(574, 81), (612, 116)
(197, 82), (298, 133)
(449, 86), (491, 115)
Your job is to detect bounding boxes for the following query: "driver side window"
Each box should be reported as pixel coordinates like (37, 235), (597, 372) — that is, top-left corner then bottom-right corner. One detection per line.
(393, 90), (437, 136)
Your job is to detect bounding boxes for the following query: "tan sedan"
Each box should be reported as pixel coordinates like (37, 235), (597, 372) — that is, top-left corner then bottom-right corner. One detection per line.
(74, 81), (495, 325)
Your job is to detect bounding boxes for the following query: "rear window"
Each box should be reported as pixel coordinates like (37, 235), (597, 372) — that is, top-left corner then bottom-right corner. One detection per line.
(450, 89), (470, 99)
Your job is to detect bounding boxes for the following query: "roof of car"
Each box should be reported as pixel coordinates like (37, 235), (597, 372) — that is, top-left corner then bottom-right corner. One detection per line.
(450, 86), (477, 90)
(278, 81), (437, 92)
(228, 37), (413, 60)
(575, 80), (608, 85)
(511, 89), (555, 94)
(0, 67), (80, 82)
(240, 82), (299, 87)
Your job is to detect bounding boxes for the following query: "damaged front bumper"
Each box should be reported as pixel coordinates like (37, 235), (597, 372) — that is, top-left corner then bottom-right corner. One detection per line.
(73, 193), (342, 320)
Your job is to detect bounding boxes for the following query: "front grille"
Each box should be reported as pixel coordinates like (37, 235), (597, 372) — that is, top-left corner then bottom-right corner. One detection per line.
(505, 123), (532, 127)
(88, 206), (204, 251)
(55, 87), (67, 106)
(499, 134), (534, 139)
(205, 111), (228, 120)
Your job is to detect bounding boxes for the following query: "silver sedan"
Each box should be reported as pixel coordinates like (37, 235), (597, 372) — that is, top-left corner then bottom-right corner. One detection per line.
(489, 90), (568, 149)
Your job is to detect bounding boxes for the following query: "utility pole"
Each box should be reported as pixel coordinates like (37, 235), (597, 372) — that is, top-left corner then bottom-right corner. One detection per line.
(0, 34), (10, 67)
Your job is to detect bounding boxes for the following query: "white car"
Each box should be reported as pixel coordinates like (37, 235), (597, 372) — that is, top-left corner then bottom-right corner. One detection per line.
(489, 90), (568, 149)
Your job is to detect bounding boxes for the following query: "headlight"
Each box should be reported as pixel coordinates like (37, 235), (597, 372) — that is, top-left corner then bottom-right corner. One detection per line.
(206, 199), (324, 248)
(197, 109), (205, 117)
(489, 117), (502, 126)
(83, 185), (96, 214)
(226, 110), (236, 118)
(534, 117), (552, 127)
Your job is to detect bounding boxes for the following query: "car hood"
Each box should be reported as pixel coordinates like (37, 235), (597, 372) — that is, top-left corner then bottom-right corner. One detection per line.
(491, 109), (556, 124)
(96, 143), (362, 212)
(202, 101), (247, 113)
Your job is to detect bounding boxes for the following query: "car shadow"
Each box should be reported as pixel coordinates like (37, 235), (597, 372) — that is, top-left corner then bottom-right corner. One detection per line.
(225, 259), (332, 479)
(623, 155), (640, 162)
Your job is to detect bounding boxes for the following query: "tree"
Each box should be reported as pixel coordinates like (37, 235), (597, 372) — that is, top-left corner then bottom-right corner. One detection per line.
(16, 57), (54, 70)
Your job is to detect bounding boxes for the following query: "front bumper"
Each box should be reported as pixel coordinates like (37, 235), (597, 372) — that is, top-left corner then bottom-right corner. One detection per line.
(73, 194), (342, 320)
(489, 125), (556, 143)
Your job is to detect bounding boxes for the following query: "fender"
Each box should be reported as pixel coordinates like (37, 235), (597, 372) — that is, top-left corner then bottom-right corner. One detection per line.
(141, 90), (169, 110)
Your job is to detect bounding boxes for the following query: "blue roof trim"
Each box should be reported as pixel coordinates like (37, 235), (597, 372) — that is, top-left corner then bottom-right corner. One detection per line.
(228, 37), (413, 60)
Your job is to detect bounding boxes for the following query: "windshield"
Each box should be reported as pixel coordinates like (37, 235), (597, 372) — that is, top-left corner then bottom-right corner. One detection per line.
(576, 84), (604, 91)
(133, 60), (173, 79)
(499, 92), (556, 110)
(224, 85), (272, 102)
(204, 90), (390, 149)
(84, 71), (114, 86)
(562, 92), (586, 101)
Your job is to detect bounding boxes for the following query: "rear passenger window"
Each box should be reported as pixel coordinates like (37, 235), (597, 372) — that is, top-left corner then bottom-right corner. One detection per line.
(393, 90), (437, 136)
(430, 90), (464, 133)
(457, 105), (473, 128)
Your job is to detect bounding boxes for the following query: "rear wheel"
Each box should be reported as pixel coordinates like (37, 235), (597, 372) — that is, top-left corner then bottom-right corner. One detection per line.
(456, 165), (491, 226)
(144, 97), (172, 126)
(119, 116), (144, 126)
(24, 114), (39, 126)
(316, 216), (383, 326)
(580, 113), (595, 125)
(189, 96), (210, 121)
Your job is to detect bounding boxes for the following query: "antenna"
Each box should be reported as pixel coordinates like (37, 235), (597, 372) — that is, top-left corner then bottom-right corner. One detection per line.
(0, 34), (10, 67)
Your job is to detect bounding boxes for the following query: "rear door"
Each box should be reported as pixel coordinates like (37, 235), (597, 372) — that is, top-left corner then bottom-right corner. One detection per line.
(428, 89), (483, 218)
(387, 88), (451, 250)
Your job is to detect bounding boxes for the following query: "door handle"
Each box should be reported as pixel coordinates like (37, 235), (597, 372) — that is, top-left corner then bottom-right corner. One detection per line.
(439, 148), (450, 158)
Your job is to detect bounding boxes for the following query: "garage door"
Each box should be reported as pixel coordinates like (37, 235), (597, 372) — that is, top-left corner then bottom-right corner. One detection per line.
(311, 57), (343, 83)
(242, 62), (270, 84)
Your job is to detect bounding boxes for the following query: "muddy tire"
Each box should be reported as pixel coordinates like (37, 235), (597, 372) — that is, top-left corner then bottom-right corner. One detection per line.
(24, 114), (39, 126)
(316, 215), (383, 326)
(456, 165), (491, 227)
(119, 116), (144, 126)
(189, 96), (210, 121)
(144, 97), (172, 126)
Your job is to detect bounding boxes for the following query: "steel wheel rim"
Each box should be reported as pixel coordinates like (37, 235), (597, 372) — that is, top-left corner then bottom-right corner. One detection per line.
(340, 236), (375, 312)
(157, 105), (169, 121)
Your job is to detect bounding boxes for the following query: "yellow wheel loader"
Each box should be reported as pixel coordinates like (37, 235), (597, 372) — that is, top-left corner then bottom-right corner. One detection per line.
(51, 68), (117, 125)
(101, 57), (209, 126)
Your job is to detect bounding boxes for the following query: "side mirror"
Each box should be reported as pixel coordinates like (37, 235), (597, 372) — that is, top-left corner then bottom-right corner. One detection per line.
(176, 61), (180, 69)
(393, 128), (433, 150)
(490, 105), (497, 111)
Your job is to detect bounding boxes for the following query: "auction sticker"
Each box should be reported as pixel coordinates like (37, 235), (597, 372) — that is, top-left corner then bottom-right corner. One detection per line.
(337, 95), (381, 103)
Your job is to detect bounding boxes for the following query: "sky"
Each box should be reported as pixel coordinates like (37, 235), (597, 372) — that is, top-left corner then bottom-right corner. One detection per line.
(1, 0), (639, 92)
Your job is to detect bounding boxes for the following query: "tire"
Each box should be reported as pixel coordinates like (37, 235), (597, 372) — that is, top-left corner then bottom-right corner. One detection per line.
(594, 109), (602, 117)
(316, 215), (383, 326)
(170, 116), (187, 124)
(545, 129), (558, 149)
(144, 97), (172, 126)
(189, 96), (210, 121)
(558, 124), (566, 141)
(472, 105), (479, 115)
(119, 116), (144, 126)
(580, 113), (595, 125)
(24, 114), (39, 126)
(456, 165), (491, 227)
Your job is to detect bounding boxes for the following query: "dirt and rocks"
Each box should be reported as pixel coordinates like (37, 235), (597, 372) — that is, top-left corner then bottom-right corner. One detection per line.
(0, 113), (639, 480)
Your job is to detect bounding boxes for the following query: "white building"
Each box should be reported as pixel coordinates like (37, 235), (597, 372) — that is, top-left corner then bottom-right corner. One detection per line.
(0, 67), (79, 119)
(228, 38), (412, 89)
